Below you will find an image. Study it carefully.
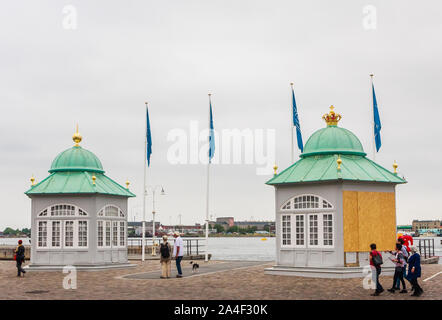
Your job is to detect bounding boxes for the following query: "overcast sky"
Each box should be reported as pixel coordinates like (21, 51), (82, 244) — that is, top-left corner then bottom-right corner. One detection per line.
(1, 0), (441, 229)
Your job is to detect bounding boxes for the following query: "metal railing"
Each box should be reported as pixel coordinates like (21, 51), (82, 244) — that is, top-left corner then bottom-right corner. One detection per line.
(416, 238), (435, 259)
(127, 237), (205, 256)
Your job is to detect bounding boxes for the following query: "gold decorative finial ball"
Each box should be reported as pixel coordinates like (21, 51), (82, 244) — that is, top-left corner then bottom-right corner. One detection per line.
(30, 175), (35, 186)
(273, 165), (278, 175)
(72, 125), (82, 146)
(92, 175), (96, 185)
(393, 161), (398, 174)
(290, 82), (294, 86)
(126, 180), (130, 189)
(337, 156), (342, 170)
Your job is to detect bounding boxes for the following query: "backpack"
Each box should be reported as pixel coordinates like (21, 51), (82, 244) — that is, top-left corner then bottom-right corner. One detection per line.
(372, 251), (383, 266)
(160, 243), (170, 259)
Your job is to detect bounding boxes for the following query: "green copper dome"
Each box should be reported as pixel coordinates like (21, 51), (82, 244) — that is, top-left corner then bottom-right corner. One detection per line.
(301, 126), (366, 158)
(49, 146), (104, 173)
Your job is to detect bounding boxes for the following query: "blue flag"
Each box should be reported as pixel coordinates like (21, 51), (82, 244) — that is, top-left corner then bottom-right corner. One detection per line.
(372, 83), (382, 152)
(146, 104), (152, 166)
(209, 98), (215, 162)
(292, 87), (304, 152)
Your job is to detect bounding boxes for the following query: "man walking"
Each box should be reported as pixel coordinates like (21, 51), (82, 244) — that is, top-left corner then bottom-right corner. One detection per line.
(369, 243), (384, 296)
(173, 231), (184, 278)
(15, 240), (26, 277)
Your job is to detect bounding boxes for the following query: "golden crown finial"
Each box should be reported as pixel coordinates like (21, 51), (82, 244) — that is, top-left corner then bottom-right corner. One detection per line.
(273, 164), (278, 176)
(72, 124), (82, 146)
(92, 175), (96, 185)
(393, 160), (398, 174)
(322, 105), (342, 126)
(125, 180), (130, 189)
(337, 155), (342, 170)
(30, 175), (35, 186)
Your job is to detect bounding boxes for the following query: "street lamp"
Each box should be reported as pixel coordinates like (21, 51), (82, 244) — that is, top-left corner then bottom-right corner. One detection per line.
(146, 185), (166, 255)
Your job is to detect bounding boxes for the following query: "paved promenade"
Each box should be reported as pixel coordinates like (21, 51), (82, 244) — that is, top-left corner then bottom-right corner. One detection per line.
(0, 260), (440, 300)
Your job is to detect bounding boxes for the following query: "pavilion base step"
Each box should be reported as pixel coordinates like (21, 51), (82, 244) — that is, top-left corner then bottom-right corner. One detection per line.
(265, 265), (395, 279)
(23, 262), (137, 272)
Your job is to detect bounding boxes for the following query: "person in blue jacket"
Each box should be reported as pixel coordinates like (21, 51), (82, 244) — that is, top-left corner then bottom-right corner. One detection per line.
(406, 246), (423, 296)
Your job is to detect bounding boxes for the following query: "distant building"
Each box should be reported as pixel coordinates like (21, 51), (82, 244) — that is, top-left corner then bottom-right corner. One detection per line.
(397, 225), (413, 233)
(235, 221), (275, 232)
(128, 221), (160, 236)
(412, 220), (441, 232)
(216, 217), (234, 227)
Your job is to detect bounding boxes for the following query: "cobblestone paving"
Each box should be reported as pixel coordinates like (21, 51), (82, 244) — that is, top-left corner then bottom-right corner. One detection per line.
(0, 261), (440, 300)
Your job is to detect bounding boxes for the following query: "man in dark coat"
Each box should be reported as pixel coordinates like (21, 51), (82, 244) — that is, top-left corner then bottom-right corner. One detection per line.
(15, 240), (26, 277)
(406, 246), (423, 296)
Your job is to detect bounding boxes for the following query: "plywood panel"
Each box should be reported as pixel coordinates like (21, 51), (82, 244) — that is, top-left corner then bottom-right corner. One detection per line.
(358, 191), (382, 251)
(378, 192), (397, 251)
(343, 191), (396, 252)
(343, 191), (359, 252)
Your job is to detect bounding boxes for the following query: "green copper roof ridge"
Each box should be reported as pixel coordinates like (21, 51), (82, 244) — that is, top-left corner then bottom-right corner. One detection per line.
(100, 174), (136, 197)
(318, 156), (337, 180)
(365, 158), (406, 183)
(24, 173), (55, 194)
(265, 158), (302, 185)
(339, 155), (359, 180)
(300, 157), (320, 182)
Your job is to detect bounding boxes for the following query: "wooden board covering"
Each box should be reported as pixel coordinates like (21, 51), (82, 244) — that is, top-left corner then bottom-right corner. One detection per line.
(343, 191), (396, 252)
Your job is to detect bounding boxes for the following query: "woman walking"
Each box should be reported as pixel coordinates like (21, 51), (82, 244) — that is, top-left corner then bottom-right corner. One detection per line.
(159, 235), (172, 279)
(406, 246), (423, 296)
(388, 243), (407, 293)
(15, 240), (26, 277)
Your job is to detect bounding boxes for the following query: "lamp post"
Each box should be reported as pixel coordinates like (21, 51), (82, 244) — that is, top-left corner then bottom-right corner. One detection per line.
(146, 185), (165, 255)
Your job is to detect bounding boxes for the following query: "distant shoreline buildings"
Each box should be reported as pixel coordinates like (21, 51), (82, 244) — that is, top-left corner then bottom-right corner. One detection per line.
(127, 216), (275, 237)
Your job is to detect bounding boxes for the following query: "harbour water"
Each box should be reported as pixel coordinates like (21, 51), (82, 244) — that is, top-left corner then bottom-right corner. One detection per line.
(1, 236), (440, 262)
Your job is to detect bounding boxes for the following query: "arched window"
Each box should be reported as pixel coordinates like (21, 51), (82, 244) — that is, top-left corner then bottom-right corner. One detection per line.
(36, 204), (88, 249)
(97, 205), (125, 217)
(280, 194), (333, 211)
(37, 204), (89, 217)
(96, 205), (126, 249)
(280, 195), (334, 249)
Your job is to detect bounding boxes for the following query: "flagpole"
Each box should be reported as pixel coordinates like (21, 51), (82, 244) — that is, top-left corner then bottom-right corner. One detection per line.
(290, 83), (294, 164)
(370, 74), (376, 161)
(142, 102), (148, 262)
(205, 93), (212, 262)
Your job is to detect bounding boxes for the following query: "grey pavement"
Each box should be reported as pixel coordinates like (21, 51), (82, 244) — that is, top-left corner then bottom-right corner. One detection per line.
(120, 260), (269, 280)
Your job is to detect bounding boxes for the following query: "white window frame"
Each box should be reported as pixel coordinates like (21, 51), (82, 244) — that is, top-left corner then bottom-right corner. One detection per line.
(280, 194), (334, 211)
(279, 194), (334, 249)
(35, 204), (89, 250)
(281, 215), (292, 247)
(294, 214), (306, 248)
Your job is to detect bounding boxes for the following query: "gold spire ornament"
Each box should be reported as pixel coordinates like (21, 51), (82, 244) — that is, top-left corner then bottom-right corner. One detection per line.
(72, 124), (82, 146)
(393, 161), (398, 174)
(30, 175), (36, 186)
(337, 155), (342, 170)
(273, 165), (278, 176)
(92, 175), (96, 185)
(125, 180), (130, 189)
(322, 105), (342, 126)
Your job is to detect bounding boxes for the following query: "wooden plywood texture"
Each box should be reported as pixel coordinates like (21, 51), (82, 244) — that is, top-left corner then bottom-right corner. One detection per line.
(343, 191), (359, 252)
(343, 191), (396, 252)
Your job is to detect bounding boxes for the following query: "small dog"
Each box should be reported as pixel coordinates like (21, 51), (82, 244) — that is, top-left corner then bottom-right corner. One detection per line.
(190, 261), (199, 273)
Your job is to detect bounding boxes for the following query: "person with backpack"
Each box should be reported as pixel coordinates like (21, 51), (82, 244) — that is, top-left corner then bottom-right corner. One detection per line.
(159, 235), (172, 279)
(369, 243), (384, 296)
(388, 243), (407, 293)
(406, 246), (423, 296)
(15, 240), (26, 277)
